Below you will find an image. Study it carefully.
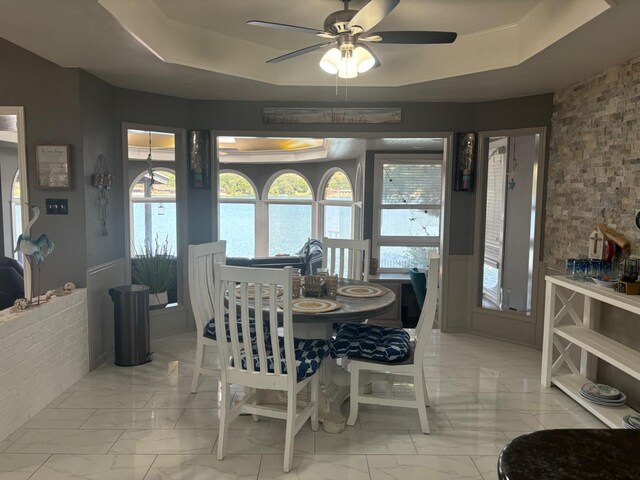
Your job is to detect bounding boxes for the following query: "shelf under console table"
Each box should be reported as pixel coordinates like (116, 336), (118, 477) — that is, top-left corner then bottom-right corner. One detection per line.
(541, 275), (640, 428)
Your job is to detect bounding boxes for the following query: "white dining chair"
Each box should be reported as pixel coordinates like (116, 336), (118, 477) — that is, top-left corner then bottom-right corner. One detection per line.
(213, 264), (329, 472)
(322, 238), (370, 281)
(188, 241), (226, 393)
(345, 253), (439, 434)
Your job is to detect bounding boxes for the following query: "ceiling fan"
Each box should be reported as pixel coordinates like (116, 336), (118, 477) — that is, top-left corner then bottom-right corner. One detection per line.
(247, 0), (457, 79)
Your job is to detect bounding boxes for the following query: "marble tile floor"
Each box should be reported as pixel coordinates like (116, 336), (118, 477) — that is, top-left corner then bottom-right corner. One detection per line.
(0, 331), (606, 479)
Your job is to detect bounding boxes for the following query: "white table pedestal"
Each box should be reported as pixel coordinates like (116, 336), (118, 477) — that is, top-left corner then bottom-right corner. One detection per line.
(295, 323), (350, 433)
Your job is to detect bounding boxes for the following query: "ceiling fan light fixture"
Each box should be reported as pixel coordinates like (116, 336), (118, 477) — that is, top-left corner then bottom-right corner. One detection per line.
(353, 45), (375, 73)
(338, 56), (359, 79)
(319, 43), (372, 79)
(319, 47), (341, 74)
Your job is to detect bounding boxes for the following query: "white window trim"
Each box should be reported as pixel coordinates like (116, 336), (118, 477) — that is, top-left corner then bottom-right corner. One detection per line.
(318, 167), (355, 240)
(373, 153), (444, 273)
(10, 171), (22, 263)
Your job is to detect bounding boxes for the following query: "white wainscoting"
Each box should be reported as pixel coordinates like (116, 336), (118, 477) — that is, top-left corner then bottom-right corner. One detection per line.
(86, 258), (126, 369)
(0, 289), (89, 441)
(442, 255), (473, 332)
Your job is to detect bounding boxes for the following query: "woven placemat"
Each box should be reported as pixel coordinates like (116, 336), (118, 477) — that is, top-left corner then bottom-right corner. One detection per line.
(290, 298), (341, 313)
(337, 284), (386, 298)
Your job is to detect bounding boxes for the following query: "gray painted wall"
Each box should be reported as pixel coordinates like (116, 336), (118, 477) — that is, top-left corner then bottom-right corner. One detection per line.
(80, 71), (123, 268)
(0, 37), (86, 291)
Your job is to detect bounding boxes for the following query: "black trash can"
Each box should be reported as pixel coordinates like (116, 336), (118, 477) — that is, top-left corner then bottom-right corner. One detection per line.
(108, 285), (152, 366)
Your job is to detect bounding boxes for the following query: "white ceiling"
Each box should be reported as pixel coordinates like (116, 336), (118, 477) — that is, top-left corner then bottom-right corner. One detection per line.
(0, 0), (639, 101)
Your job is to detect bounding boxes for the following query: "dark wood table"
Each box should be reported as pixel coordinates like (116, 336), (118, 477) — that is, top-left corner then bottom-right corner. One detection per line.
(498, 429), (640, 479)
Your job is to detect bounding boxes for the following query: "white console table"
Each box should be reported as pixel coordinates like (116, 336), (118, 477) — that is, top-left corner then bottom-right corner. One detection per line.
(541, 275), (640, 428)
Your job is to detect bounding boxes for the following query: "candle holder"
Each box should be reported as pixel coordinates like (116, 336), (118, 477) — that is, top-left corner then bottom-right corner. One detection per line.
(292, 268), (302, 298)
(302, 275), (325, 298)
(326, 274), (339, 299)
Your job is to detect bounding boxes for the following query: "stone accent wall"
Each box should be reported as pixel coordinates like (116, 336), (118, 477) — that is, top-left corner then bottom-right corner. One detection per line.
(0, 290), (89, 441)
(545, 56), (640, 268)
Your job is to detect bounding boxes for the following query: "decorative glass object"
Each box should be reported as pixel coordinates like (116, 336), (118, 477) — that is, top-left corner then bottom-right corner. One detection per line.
(369, 258), (379, 275)
(302, 275), (325, 298)
(292, 268), (302, 299)
(326, 274), (339, 299)
(565, 258), (578, 278)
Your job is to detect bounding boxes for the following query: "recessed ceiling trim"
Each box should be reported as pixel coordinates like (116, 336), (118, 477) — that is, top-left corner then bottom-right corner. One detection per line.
(98, 0), (613, 88)
(518, 0), (612, 60)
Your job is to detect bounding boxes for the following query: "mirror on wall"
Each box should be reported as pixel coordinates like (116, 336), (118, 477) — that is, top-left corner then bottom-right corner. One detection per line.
(478, 131), (543, 316)
(0, 106), (30, 302)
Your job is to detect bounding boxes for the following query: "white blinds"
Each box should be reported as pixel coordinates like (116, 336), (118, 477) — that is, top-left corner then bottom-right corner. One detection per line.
(381, 163), (442, 205)
(484, 147), (506, 254)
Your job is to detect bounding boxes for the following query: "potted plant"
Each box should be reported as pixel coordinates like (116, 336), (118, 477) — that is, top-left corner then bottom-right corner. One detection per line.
(131, 236), (177, 309)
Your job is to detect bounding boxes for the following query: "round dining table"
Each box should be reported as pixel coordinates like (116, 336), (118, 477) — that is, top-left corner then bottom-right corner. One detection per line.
(231, 278), (396, 433)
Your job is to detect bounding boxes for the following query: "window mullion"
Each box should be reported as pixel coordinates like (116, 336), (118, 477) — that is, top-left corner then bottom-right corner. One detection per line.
(256, 200), (268, 257)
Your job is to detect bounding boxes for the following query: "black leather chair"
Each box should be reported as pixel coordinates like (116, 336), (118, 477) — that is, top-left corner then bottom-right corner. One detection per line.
(226, 239), (323, 275)
(0, 256), (24, 310)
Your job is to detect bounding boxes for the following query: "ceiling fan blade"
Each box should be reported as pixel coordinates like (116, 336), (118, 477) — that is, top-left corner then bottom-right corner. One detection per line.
(370, 31), (458, 44)
(247, 20), (324, 36)
(266, 42), (334, 64)
(348, 0), (399, 34)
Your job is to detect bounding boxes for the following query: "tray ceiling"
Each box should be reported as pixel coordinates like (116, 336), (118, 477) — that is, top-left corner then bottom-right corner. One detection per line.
(0, 0), (639, 101)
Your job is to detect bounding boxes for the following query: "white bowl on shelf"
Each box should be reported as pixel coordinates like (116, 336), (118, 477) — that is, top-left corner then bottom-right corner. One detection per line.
(590, 277), (617, 288)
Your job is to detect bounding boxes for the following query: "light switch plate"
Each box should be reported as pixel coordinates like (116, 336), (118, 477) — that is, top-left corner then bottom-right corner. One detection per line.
(45, 198), (68, 215)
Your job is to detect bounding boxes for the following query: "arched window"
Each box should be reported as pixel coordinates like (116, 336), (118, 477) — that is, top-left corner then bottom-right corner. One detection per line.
(130, 168), (177, 254)
(219, 171), (257, 257)
(320, 169), (353, 239)
(265, 171), (314, 256)
(11, 171), (22, 262)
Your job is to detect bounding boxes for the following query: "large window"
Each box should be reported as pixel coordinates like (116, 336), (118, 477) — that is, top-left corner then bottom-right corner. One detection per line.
(373, 155), (443, 271)
(266, 172), (313, 255)
(130, 168), (177, 254)
(219, 171), (257, 257)
(321, 169), (353, 239)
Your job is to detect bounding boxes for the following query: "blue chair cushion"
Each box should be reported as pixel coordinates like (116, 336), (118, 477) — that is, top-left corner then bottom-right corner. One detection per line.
(204, 315), (270, 343)
(330, 323), (411, 362)
(239, 337), (329, 381)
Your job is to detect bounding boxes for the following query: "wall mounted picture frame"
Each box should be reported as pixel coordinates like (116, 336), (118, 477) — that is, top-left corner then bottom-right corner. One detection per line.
(36, 144), (72, 190)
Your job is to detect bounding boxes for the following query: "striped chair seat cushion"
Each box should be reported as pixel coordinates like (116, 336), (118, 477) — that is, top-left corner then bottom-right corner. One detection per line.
(330, 323), (411, 362)
(238, 337), (329, 381)
(204, 315), (270, 343)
